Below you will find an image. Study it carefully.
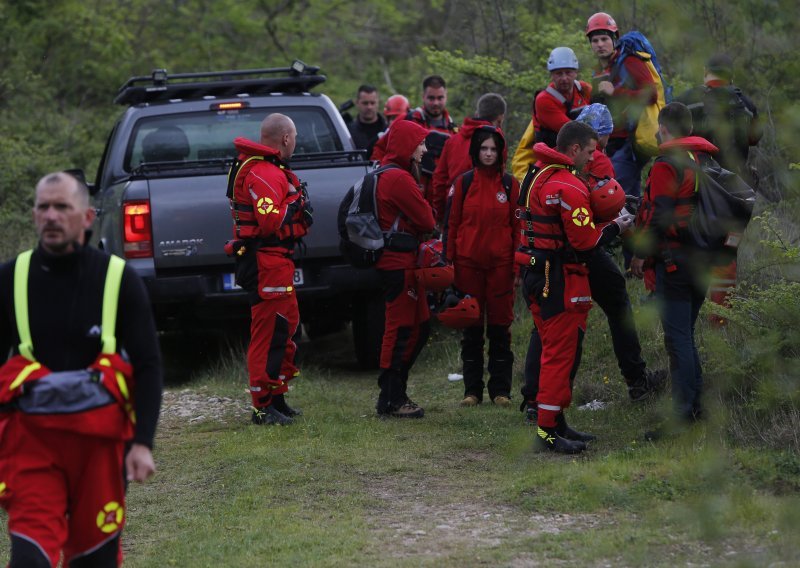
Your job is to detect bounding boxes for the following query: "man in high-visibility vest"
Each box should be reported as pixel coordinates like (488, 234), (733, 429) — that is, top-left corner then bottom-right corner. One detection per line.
(0, 172), (163, 567)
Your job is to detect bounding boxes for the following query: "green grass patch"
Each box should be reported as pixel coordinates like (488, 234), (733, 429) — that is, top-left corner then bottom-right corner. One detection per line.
(1, 285), (798, 566)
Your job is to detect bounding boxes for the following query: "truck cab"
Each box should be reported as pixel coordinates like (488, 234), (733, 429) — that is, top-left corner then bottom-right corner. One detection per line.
(91, 63), (384, 367)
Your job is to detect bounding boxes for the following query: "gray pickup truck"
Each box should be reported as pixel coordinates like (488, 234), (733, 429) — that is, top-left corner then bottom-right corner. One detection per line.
(89, 63), (384, 367)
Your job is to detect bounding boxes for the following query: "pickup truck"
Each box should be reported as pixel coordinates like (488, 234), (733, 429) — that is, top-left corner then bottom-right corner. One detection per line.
(89, 63), (384, 367)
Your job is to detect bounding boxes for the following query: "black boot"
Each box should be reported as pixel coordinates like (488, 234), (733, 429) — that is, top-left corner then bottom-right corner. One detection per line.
(627, 368), (669, 402)
(272, 394), (302, 417)
(251, 405), (293, 426)
(461, 326), (485, 402)
(556, 412), (596, 442)
(377, 368), (405, 416)
(487, 324), (513, 401)
(535, 425), (586, 454)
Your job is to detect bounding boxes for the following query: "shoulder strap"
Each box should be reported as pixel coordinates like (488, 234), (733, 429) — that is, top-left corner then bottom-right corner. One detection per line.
(544, 86), (568, 105)
(226, 155), (264, 200)
(101, 255), (126, 355)
(502, 173), (513, 199)
(13, 250), (34, 361)
(460, 170), (475, 205)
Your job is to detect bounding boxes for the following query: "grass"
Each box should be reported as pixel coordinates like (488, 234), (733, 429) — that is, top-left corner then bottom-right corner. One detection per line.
(1, 281), (799, 566)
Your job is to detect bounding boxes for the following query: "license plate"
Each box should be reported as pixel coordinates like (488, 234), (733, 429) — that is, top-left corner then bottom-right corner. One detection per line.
(222, 269), (304, 291)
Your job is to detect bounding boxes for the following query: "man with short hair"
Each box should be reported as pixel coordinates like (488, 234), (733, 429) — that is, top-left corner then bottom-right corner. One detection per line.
(406, 75), (458, 210)
(0, 172), (163, 566)
(229, 113), (313, 426)
(518, 122), (634, 453)
(519, 105), (666, 422)
(432, 92), (506, 224)
(631, 102), (719, 434)
(347, 84), (387, 158)
(407, 75), (457, 134)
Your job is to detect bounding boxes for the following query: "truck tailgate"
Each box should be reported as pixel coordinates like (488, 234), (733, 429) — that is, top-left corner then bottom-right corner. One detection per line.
(149, 174), (231, 269)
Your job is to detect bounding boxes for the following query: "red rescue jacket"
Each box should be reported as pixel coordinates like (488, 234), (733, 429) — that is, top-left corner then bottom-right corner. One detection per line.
(635, 136), (719, 255)
(520, 143), (606, 256)
(444, 130), (520, 268)
(431, 117), (494, 224)
(230, 138), (310, 255)
(533, 81), (592, 146)
(375, 120), (436, 270)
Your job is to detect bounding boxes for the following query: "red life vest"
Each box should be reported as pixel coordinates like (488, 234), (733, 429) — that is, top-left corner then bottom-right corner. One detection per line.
(0, 251), (135, 440)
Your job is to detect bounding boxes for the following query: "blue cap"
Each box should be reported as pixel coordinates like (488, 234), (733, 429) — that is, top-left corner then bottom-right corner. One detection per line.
(576, 103), (614, 136)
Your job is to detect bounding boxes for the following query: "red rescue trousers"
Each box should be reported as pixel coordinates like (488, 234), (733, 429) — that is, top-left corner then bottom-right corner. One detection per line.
(524, 261), (591, 428)
(248, 294), (300, 408)
(530, 309), (587, 427)
(0, 414), (126, 566)
(380, 269), (430, 371)
(454, 263), (515, 326)
(708, 260), (736, 325)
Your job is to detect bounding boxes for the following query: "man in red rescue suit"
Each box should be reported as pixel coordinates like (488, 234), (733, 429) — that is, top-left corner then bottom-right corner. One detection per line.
(443, 126), (520, 407)
(517, 122), (634, 453)
(631, 103), (717, 434)
(587, 12), (658, 202)
(511, 47), (592, 182)
(431, 93), (507, 225)
(229, 113), (312, 426)
(405, 74), (458, 216)
(374, 119), (436, 418)
(0, 172), (163, 567)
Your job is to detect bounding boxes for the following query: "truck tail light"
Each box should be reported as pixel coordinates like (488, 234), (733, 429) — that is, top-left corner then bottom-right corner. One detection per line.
(123, 200), (153, 258)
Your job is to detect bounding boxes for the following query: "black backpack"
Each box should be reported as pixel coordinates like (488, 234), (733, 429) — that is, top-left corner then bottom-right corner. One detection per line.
(662, 152), (756, 261)
(338, 165), (418, 268)
(686, 86), (754, 156)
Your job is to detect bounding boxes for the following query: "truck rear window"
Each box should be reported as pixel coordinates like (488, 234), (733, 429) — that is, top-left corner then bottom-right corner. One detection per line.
(125, 107), (343, 170)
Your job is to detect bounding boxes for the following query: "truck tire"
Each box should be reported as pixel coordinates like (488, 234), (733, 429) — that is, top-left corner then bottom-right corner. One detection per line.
(352, 293), (385, 369)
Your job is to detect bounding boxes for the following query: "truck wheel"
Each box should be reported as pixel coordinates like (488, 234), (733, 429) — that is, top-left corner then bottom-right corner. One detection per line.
(305, 318), (347, 339)
(352, 293), (384, 369)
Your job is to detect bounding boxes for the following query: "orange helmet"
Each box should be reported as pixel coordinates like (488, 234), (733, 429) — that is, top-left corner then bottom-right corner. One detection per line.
(384, 94), (410, 118)
(416, 265), (454, 291)
(437, 291), (481, 329)
(586, 12), (618, 38)
(590, 178), (626, 221)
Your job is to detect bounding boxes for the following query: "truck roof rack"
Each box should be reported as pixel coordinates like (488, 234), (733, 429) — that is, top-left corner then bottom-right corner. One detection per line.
(114, 60), (326, 106)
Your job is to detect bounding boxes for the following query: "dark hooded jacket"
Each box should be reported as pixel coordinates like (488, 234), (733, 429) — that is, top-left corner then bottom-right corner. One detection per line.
(375, 120), (436, 270)
(443, 128), (520, 268)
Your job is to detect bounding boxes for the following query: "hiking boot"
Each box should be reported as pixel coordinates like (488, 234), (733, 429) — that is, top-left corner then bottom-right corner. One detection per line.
(460, 395), (480, 407)
(628, 368), (669, 402)
(492, 395), (512, 407)
(272, 395), (303, 417)
(535, 425), (586, 454)
(389, 400), (425, 418)
(556, 412), (596, 442)
(251, 405), (293, 426)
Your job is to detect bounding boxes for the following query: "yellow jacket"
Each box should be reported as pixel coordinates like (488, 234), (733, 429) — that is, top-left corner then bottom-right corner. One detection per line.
(511, 120), (536, 182)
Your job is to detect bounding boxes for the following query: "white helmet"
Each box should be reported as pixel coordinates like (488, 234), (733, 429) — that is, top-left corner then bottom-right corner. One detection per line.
(547, 47), (579, 71)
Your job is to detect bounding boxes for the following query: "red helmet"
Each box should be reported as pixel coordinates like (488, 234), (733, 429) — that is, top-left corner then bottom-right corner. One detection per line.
(384, 94), (410, 118)
(437, 295), (481, 329)
(590, 178), (626, 221)
(416, 265), (454, 291)
(586, 12), (618, 37)
(417, 239), (445, 267)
